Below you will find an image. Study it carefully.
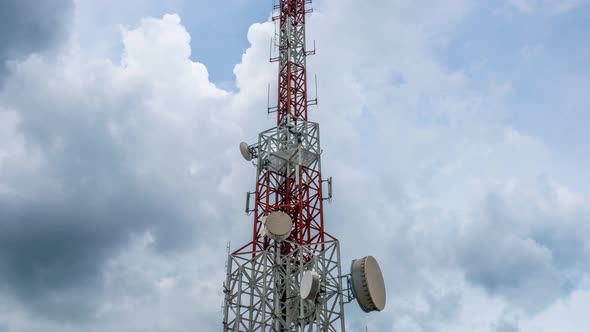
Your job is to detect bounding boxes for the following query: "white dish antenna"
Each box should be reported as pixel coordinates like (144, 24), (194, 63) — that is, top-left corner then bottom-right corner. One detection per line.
(239, 142), (253, 161)
(300, 271), (321, 301)
(265, 211), (293, 241)
(351, 256), (386, 312)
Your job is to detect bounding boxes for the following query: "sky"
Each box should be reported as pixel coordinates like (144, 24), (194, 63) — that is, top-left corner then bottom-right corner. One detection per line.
(0, 0), (589, 331)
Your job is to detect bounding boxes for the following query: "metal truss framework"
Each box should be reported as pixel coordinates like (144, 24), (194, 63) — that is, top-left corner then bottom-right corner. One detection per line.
(232, 120), (326, 256)
(275, 0), (309, 126)
(224, 241), (345, 331)
(224, 0), (346, 331)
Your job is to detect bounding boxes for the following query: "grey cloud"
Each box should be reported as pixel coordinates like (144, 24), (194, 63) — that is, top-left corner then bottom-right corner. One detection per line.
(0, 0), (73, 80)
(495, 321), (520, 332)
(493, 315), (520, 332)
(0, 26), (232, 324)
(458, 187), (590, 312)
(0, 0), (589, 330)
(0, 181), (194, 321)
(402, 293), (463, 331)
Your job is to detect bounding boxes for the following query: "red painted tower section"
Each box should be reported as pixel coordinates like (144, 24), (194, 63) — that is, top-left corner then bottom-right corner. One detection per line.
(232, 0), (334, 257)
(276, 0), (309, 126)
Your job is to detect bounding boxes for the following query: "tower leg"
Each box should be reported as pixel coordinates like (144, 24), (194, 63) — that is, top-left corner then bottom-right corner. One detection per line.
(224, 240), (346, 331)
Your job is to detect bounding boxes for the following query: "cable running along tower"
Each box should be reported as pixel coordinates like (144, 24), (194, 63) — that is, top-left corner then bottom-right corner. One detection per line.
(223, 1), (386, 330)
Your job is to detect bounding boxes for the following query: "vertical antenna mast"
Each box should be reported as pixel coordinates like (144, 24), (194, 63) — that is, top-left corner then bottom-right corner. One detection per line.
(276, 0), (309, 126)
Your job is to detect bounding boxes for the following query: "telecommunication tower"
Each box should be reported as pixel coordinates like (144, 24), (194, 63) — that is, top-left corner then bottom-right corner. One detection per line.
(223, 1), (386, 330)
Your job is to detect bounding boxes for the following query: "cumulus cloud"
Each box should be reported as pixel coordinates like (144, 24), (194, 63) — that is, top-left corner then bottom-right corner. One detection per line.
(0, 1), (588, 331)
(458, 177), (590, 312)
(302, 0), (590, 329)
(0, 13), (262, 328)
(0, 0), (73, 82)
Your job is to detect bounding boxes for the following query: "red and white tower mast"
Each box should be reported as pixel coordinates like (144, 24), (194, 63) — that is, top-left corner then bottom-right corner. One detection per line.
(222, 1), (386, 331)
(236, 0), (330, 260)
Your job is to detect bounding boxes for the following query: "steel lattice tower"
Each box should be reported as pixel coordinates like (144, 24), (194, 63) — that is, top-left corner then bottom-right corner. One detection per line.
(223, 1), (347, 330)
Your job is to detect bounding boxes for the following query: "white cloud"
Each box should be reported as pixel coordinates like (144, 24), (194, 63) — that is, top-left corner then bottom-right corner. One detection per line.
(0, 1), (588, 331)
(508, 0), (586, 13)
(0, 12), (263, 330)
(520, 285), (590, 331)
(510, 0), (534, 12)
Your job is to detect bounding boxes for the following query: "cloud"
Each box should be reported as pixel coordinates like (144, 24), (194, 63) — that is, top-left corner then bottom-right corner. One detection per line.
(520, 287), (590, 331)
(0, 0), (73, 81)
(507, 0), (586, 13)
(301, 0), (590, 328)
(456, 176), (590, 311)
(0, 1), (589, 331)
(0, 13), (254, 325)
(494, 315), (520, 332)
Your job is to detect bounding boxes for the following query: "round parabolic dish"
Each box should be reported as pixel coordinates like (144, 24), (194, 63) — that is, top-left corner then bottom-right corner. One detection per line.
(239, 142), (252, 161)
(351, 256), (386, 312)
(265, 211), (293, 241)
(300, 271), (320, 300)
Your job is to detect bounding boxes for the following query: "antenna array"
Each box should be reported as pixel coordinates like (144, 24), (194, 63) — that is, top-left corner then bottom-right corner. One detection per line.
(223, 1), (386, 331)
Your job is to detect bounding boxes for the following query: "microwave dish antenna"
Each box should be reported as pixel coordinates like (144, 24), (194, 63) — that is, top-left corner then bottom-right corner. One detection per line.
(239, 142), (253, 161)
(351, 256), (386, 312)
(265, 211), (292, 241)
(300, 270), (321, 301)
